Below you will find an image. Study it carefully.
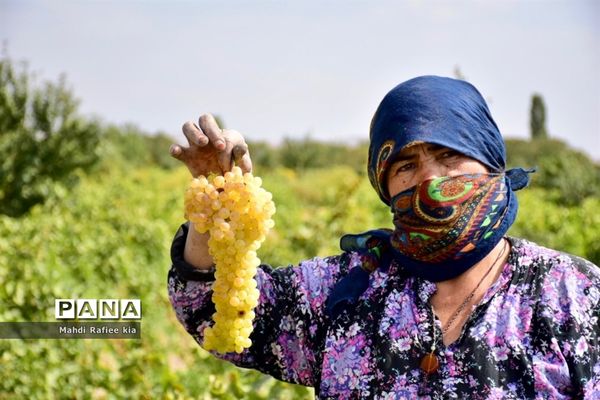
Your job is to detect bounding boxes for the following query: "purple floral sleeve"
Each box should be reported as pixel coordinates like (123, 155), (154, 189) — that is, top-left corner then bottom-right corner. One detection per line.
(168, 222), (600, 399)
(167, 222), (361, 386)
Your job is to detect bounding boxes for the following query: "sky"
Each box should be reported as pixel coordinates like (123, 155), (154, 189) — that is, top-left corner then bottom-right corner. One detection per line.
(1, 0), (599, 160)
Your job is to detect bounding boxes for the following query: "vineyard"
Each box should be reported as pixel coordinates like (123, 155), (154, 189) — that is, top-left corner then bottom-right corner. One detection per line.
(0, 158), (598, 398)
(1, 51), (599, 399)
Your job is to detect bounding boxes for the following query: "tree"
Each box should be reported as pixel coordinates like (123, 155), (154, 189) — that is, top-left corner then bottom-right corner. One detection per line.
(530, 94), (548, 139)
(0, 51), (100, 217)
(505, 138), (599, 206)
(98, 123), (180, 170)
(453, 66), (467, 81)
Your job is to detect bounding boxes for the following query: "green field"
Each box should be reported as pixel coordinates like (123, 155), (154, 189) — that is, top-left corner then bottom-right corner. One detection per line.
(0, 161), (598, 399)
(1, 42), (599, 399)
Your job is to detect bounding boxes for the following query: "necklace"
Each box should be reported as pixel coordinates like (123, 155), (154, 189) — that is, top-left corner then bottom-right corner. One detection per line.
(419, 238), (508, 375)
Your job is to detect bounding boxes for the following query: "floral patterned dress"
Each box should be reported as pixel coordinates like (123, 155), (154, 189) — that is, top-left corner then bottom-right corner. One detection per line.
(168, 223), (600, 399)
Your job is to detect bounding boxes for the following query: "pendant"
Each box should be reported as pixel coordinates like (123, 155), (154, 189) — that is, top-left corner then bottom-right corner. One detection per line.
(419, 352), (439, 374)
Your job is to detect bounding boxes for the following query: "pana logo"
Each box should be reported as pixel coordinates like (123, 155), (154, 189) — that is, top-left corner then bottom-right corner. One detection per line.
(55, 299), (142, 320)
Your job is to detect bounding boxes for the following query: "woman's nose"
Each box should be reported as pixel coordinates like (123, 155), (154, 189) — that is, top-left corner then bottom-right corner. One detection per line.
(415, 159), (447, 183)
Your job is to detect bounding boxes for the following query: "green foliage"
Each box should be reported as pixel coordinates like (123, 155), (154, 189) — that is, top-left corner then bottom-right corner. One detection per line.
(510, 188), (600, 266)
(259, 166), (391, 266)
(97, 124), (179, 172)
(1, 65), (597, 396)
(505, 138), (600, 206)
(148, 132), (182, 170)
(0, 167), (315, 399)
(0, 52), (101, 217)
(249, 137), (368, 175)
(530, 94), (548, 140)
(246, 141), (279, 170)
(0, 160), (598, 398)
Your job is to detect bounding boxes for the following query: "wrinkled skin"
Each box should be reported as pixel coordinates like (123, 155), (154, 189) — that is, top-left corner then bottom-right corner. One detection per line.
(169, 113), (252, 177)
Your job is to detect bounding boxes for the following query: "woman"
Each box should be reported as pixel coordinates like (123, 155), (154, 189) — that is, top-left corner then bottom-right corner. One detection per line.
(167, 76), (599, 399)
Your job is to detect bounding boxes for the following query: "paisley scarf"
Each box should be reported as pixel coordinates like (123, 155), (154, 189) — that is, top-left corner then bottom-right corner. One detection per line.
(389, 173), (516, 282)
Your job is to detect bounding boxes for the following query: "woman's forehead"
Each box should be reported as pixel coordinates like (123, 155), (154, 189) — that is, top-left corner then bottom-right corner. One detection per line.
(395, 142), (452, 159)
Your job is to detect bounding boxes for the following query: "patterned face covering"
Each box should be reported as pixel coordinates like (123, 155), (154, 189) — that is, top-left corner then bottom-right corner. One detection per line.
(389, 173), (516, 282)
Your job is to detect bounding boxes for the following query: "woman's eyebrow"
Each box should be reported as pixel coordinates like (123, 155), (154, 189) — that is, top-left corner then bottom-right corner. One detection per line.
(393, 144), (447, 163)
(392, 153), (418, 163)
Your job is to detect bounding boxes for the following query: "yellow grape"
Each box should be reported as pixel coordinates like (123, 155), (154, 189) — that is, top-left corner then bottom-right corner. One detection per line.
(184, 166), (276, 353)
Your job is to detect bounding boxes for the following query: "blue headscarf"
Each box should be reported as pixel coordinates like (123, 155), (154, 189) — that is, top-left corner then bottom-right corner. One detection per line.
(325, 75), (534, 320)
(367, 75), (531, 204)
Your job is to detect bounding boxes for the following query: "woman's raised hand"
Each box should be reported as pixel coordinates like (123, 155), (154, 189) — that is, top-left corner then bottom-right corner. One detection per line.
(169, 113), (252, 177)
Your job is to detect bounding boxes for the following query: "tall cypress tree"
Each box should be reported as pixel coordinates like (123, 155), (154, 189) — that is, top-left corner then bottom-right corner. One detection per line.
(530, 94), (548, 140)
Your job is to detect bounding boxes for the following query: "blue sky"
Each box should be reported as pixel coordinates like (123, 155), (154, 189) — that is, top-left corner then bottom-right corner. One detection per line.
(1, 0), (598, 160)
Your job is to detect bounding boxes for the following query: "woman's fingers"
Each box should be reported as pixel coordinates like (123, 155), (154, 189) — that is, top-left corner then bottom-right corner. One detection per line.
(174, 113), (252, 176)
(199, 114), (226, 150)
(217, 139), (234, 172)
(169, 143), (186, 160)
(233, 144), (253, 173)
(182, 121), (208, 146)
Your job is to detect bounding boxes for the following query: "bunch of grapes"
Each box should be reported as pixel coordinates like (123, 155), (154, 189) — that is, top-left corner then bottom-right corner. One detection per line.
(184, 166), (276, 353)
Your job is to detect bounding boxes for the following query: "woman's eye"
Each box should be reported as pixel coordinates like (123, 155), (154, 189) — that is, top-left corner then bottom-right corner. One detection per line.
(441, 150), (460, 158)
(394, 163), (414, 174)
(438, 151), (465, 163)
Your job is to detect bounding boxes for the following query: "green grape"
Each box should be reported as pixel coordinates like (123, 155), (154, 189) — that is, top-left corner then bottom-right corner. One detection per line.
(184, 166), (276, 353)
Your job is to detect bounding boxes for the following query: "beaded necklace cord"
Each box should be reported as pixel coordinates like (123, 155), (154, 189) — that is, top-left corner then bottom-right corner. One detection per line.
(419, 238), (508, 375)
